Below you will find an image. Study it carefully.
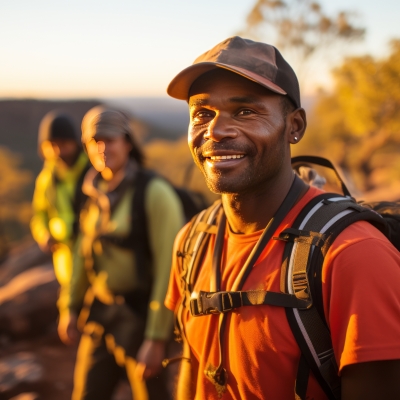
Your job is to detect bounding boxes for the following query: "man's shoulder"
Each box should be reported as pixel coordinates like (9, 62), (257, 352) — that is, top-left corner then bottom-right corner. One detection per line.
(295, 187), (398, 255)
(331, 219), (397, 255)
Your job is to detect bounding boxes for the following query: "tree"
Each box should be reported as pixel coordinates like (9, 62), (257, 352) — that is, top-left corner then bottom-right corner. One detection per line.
(296, 40), (400, 194)
(240, 0), (365, 87)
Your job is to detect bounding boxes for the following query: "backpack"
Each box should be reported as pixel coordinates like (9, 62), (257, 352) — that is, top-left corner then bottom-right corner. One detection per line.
(291, 156), (400, 252)
(173, 156), (400, 399)
(100, 168), (209, 291)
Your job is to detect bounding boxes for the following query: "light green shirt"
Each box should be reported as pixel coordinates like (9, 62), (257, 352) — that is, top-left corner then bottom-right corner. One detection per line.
(70, 174), (184, 340)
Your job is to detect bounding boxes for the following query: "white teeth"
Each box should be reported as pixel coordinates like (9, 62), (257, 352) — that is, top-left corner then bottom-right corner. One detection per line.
(209, 155), (244, 161)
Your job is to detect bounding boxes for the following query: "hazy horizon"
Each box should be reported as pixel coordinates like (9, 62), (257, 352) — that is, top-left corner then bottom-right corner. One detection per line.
(2, 0), (400, 99)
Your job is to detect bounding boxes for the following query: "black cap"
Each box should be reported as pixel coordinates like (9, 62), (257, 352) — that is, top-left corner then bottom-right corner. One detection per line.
(38, 111), (80, 146)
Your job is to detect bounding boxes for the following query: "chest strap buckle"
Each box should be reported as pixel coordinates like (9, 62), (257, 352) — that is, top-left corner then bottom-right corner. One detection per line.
(190, 291), (243, 316)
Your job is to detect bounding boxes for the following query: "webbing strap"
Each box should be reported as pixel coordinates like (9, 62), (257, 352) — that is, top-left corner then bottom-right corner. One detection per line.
(190, 289), (310, 316)
(291, 155), (351, 197)
(233, 175), (309, 291)
(185, 202), (222, 294)
(277, 229), (325, 302)
(284, 194), (357, 400)
(211, 213), (226, 292)
(295, 354), (310, 400)
(195, 221), (218, 234)
(173, 201), (221, 345)
(204, 175), (309, 393)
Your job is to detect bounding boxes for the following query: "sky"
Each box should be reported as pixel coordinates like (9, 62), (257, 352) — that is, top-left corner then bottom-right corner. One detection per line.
(1, 0), (400, 99)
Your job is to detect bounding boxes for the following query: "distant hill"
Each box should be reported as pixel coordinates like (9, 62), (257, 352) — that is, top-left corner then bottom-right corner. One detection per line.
(104, 96), (189, 141)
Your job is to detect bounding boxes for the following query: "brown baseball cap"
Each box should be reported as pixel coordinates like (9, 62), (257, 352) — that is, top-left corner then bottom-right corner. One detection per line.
(167, 36), (301, 108)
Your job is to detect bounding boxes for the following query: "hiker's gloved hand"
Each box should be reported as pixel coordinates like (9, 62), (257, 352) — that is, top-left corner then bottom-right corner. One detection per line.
(135, 339), (166, 380)
(58, 311), (79, 345)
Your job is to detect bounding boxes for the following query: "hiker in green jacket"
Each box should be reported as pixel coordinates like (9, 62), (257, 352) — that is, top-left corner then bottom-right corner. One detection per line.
(59, 106), (184, 400)
(31, 111), (89, 334)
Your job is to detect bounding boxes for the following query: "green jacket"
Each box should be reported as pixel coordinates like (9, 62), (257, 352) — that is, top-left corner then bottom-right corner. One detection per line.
(30, 152), (89, 314)
(30, 151), (88, 247)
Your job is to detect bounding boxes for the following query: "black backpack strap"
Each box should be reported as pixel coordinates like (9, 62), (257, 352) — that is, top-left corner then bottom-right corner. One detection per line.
(279, 193), (389, 400)
(129, 169), (155, 288)
(69, 159), (91, 237)
(280, 194), (355, 400)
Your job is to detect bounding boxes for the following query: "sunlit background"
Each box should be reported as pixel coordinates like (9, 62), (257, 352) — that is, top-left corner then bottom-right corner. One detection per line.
(1, 1), (400, 398)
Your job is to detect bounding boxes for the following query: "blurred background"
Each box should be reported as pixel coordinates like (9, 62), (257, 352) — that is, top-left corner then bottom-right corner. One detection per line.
(1, 0), (400, 399)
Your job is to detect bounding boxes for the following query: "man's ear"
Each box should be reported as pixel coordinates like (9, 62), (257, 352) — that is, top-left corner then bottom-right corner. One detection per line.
(288, 108), (307, 144)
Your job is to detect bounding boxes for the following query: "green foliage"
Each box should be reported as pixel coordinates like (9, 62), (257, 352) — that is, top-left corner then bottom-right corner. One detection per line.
(300, 41), (400, 194)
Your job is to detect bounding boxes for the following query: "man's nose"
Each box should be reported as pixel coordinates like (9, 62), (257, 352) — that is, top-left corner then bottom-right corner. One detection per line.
(204, 113), (238, 142)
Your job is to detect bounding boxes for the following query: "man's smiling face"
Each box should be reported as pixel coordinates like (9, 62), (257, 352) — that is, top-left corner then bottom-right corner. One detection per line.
(188, 69), (291, 195)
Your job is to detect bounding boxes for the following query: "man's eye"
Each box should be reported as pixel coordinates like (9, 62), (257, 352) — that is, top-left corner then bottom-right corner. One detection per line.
(192, 111), (213, 122)
(237, 109), (253, 116)
(197, 111), (212, 118)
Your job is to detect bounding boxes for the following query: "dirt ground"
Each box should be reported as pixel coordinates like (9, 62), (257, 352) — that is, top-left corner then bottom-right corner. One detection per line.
(0, 242), (180, 400)
(0, 326), (181, 400)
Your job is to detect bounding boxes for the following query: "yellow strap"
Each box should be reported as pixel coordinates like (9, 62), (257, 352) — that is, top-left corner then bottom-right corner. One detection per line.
(195, 221), (218, 234)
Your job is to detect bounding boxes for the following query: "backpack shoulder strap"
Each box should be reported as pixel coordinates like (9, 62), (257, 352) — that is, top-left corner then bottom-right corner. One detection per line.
(70, 160), (91, 237)
(173, 200), (222, 341)
(129, 168), (156, 286)
(277, 193), (388, 400)
(100, 168), (156, 285)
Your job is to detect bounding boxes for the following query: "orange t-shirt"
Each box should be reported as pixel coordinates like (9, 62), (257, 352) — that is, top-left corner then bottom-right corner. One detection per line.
(165, 187), (400, 399)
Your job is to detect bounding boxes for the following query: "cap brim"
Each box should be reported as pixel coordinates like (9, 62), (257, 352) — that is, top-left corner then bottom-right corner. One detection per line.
(93, 128), (124, 139)
(167, 62), (287, 100)
(82, 127), (124, 144)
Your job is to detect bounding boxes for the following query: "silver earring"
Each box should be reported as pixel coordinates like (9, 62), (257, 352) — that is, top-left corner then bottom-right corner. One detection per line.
(294, 136), (298, 141)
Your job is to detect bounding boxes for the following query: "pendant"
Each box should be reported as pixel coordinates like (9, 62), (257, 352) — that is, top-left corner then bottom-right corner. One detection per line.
(204, 364), (228, 398)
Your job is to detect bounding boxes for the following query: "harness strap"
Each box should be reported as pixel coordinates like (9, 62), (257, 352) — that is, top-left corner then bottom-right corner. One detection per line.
(295, 355), (310, 400)
(277, 228), (325, 302)
(291, 155), (352, 197)
(195, 221), (218, 234)
(233, 175), (309, 291)
(205, 175), (309, 395)
(211, 212), (226, 292)
(190, 289), (311, 316)
(173, 201), (222, 345)
(283, 194), (360, 400)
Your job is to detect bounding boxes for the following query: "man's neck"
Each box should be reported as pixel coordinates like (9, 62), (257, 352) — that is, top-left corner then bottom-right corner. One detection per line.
(222, 169), (296, 235)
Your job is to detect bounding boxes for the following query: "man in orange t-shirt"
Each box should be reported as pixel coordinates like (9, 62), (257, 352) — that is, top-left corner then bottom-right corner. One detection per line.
(165, 37), (400, 399)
